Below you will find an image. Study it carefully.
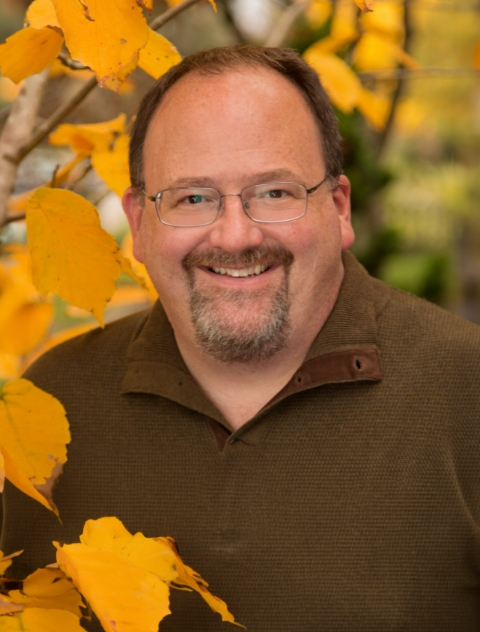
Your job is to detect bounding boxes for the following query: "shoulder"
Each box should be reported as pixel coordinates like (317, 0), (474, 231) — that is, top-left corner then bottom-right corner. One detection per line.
(370, 276), (480, 380)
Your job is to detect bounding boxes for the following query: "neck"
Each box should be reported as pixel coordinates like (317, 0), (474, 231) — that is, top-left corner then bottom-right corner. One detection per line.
(171, 267), (344, 431)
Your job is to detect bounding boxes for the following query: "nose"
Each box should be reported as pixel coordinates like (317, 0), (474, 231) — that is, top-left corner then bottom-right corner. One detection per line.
(208, 193), (264, 253)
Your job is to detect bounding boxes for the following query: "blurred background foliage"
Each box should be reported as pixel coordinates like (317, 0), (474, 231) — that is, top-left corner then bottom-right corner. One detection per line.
(1, 0), (480, 332)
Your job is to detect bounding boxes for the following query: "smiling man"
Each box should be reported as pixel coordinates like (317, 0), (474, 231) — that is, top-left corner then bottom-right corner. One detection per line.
(3, 46), (480, 631)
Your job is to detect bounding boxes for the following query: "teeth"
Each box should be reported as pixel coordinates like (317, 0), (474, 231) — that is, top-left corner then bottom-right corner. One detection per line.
(211, 264), (268, 277)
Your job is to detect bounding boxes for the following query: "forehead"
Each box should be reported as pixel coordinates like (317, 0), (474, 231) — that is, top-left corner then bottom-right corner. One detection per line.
(142, 66), (325, 186)
(147, 66), (322, 145)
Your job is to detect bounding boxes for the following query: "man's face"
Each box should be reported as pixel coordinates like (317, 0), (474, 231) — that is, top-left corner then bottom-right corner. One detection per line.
(123, 67), (354, 363)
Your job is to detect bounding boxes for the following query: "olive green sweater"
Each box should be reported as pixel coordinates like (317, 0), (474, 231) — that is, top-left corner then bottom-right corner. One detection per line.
(3, 252), (480, 631)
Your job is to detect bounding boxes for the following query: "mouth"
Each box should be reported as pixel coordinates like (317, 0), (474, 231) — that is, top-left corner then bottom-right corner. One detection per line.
(208, 264), (271, 278)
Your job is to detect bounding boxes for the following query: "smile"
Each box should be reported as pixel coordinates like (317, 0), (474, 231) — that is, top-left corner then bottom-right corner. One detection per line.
(210, 264), (270, 277)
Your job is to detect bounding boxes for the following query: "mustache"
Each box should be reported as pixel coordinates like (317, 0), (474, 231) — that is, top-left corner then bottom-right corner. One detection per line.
(182, 245), (294, 272)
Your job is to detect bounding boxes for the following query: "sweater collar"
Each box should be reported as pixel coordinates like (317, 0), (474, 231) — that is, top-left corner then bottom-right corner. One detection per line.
(121, 251), (383, 421)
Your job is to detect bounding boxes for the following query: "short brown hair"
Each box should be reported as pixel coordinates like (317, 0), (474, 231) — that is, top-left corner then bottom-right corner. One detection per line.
(129, 45), (343, 190)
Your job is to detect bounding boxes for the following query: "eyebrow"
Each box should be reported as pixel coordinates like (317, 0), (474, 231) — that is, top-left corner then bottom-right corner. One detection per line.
(167, 169), (305, 190)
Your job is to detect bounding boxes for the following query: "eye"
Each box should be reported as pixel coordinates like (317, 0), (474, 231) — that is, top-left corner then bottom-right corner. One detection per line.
(262, 187), (293, 200)
(266, 189), (285, 199)
(184, 194), (206, 205)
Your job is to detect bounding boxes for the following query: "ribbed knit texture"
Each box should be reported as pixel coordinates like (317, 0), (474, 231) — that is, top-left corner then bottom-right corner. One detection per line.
(3, 252), (480, 631)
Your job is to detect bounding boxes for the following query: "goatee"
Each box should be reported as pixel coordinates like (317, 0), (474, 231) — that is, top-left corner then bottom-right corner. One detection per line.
(183, 245), (294, 363)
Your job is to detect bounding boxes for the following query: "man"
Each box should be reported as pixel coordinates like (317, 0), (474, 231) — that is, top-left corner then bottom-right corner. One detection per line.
(3, 46), (480, 631)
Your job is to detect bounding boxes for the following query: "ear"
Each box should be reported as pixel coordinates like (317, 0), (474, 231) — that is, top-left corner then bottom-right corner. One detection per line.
(122, 187), (146, 263)
(332, 175), (355, 250)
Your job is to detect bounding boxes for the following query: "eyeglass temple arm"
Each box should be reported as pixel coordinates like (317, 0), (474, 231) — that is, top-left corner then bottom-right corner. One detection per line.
(141, 190), (158, 203)
(306, 172), (331, 195)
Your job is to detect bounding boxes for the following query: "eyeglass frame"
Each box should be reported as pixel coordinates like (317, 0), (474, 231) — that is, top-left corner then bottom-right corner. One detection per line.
(142, 172), (332, 227)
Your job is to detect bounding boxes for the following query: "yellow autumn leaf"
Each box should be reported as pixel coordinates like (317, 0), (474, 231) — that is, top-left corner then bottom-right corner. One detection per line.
(303, 50), (361, 113)
(103, 55), (140, 93)
(26, 188), (125, 324)
(161, 537), (244, 627)
(49, 114), (127, 156)
(305, 0), (332, 29)
(137, 0), (153, 10)
(0, 303), (53, 356)
(0, 378), (70, 516)
(0, 27), (64, 84)
(8, 567), (84, 617)
(330, 0), (358, 43)
(354, 0), (373, 12)
(121, 232), (158, 301)
(55, 546), (172, 632)
(52, 0), (149, 91)
(353, 32), (419, 71)
(307, 0), (358, 55)
(119, 254), (148, 289)
(0, 252), (53, 356)
(92, 134), (131, 198)
(0, 550), (23, 577)
(0, 608), (85, 631)
(0, 354), (21, 381)
(360, 0), (403, 40)
(26, 0), (61, 29)
(356, 87), (390, 129)
(79, 517), (177, 581)
(0, 450), (4, 493)
(55, 517), (241, 631)
(138, 30), (182, 80)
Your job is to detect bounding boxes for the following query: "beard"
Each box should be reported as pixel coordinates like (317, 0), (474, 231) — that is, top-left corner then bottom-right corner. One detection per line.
(182, 245), (294, 364)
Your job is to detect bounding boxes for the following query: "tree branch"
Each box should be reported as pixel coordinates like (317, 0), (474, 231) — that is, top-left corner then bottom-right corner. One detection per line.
(0, 70), (49, 228)
(358, 67), (480, 81)
(149, 0), (204, 31)
(16, 76), (98, 164)
(264, 0), (312, 48)
(407, 0), (480, 10)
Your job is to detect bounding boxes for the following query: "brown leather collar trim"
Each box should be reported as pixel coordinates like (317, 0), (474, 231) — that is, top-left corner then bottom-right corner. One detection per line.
(268, 348), (382, 408)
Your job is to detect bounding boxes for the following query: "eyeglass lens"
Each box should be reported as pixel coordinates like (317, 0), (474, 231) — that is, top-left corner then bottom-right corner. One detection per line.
(157, 182), (308, 226)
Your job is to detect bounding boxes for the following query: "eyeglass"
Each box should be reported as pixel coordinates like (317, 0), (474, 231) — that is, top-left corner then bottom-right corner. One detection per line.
(142, 173), (331, 227)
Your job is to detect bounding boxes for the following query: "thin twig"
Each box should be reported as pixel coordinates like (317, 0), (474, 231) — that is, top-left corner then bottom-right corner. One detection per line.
(375, 1), (413, 156)
(358, 67), (480, 81)
(264, 0), (312, 47)
(2, 212), (25, 225)
(58, 52), (89, 71)
(149, 0), (204, 31)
